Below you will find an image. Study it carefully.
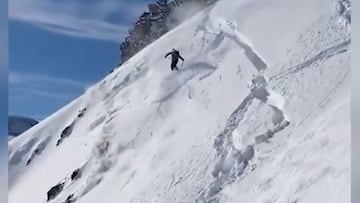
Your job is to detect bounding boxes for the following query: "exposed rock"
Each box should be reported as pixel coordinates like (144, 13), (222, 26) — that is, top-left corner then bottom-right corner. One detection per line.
(71, 168), (82, 181)
(119, 0), (218, 64)
(47, 183), (65, 201)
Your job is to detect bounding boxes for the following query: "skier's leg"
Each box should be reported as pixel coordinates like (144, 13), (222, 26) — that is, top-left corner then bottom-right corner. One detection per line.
(171, 61), (176, 71)
(174, 60), (179, 70)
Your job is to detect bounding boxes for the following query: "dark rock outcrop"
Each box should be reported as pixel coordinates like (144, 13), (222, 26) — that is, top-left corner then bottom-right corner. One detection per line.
(63, 194), (75, 203)
(77, 108), (87, 118)
(71, 168), (82, 181)
(119, 0), (218, 64)
(56, 122), (75, 146)
(47, 182), (65, 201)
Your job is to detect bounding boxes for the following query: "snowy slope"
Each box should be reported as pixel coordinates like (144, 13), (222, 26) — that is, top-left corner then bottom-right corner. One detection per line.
(8, 0), (350, 202)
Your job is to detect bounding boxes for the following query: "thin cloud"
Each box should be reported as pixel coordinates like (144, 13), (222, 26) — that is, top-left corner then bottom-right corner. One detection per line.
(9, 0), (151, 42)
(11, 87), (77, 101)
(9, 71), (91, 102)
(9, 71), (91, 89)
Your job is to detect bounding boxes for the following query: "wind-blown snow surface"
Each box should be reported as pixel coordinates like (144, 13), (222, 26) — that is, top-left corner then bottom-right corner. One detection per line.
(9, 0), (350, 202)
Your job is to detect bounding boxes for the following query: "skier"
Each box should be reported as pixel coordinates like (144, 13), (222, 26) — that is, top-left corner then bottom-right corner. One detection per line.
(164, 48), (185, 71)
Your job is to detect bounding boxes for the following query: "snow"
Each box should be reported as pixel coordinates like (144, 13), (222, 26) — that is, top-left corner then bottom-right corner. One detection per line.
(8, 0), (350, 202)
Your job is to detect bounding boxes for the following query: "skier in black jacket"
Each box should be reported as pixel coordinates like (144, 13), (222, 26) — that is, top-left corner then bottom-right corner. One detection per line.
(164, 49), (184, 71)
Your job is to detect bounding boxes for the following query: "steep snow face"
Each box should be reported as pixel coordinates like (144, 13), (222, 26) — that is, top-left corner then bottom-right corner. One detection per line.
(8, 0), (350, 202)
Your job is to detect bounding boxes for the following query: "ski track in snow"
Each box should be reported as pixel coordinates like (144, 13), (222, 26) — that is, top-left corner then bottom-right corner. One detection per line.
(270, 39), (350, 81)
(155, 62), (217, 103)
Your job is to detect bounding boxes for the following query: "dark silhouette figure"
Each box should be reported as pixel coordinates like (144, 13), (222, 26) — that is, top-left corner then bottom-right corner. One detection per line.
(164, 49), (184, 71)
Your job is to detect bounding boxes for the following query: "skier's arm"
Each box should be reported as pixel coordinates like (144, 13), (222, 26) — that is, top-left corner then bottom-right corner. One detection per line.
(179, 55), (184, 61)
(164, 52), (171, 58)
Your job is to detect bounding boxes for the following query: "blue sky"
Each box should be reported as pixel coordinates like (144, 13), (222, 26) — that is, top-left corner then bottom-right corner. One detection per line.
(8, 0), (153, 120)
(1, 0), (8, 140)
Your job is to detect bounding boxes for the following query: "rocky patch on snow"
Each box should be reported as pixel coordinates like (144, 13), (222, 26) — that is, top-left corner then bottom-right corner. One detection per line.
(26, 136), (52, 166)
(56, 108), (87, 147)
(47, 182), (65, 201)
